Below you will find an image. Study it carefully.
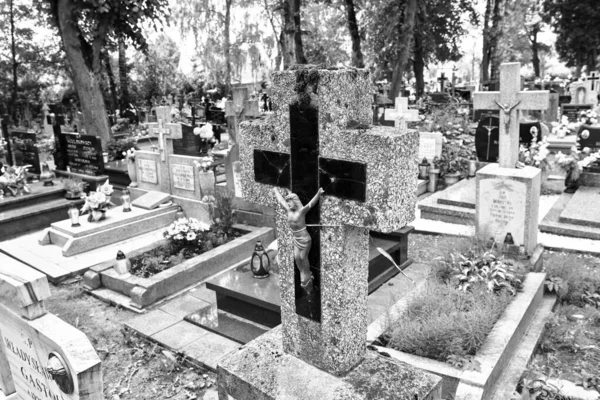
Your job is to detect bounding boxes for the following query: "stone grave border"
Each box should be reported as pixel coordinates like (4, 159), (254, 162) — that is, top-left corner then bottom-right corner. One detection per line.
(84, 224), (274, 310)
(367, 272), (548, 399)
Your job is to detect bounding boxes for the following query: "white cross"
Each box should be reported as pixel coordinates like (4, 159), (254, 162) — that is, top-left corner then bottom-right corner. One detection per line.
(384, 96), (419, 131)
(473, 63), (549, 168)
(146, 107), (182, 162)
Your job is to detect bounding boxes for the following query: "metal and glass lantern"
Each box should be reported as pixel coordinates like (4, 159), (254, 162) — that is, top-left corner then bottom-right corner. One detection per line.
(40, 162), (55, 186)
(121, 189), (132, 212)
(68, 204), (80, 227)
(176, 205), (185, 219)
(115, 250), (131, 275)
(418, 158), (430, 180)
(250, 240), (270, 279)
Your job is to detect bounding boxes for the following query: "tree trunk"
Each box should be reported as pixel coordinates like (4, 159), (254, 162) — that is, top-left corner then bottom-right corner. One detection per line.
(56, 0), (111, 145)
(281, 0), (295, 69)
(263, 0), (283, 71)
(292, 0), (306, 64)
(9, 0), (18, 121)
(489, 0), (505, 83)
(103, 52), (118, 114)
(343, 0), (364, 68)
(530, 26), (540, 78)
(481, 0), (493, 83)
(390, 0), (418, 99)
(118, 36), (129, 111)
(224, 0), (233, 94)
(413, 33), (425, 98)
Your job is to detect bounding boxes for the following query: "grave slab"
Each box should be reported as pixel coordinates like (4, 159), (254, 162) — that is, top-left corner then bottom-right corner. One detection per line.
(38, 204), (178, 256)
(540, 192), (600, 241)
(559, 186), (600, 228)
(476, 164), (541, 254)
(217, 327), (442, 400)
(417, 178), (476, 225)
(131, 190), (172, 209)
(0, 228), (167, 283)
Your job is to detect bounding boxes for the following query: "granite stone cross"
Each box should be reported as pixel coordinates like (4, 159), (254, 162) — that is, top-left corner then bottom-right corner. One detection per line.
(146, 107), (182, 162)
(473, 63), (549, 168)
(239, 68), (417, 375)
(384, 96), (420, 131)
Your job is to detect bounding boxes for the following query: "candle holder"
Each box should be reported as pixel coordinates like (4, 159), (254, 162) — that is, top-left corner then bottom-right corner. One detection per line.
(68, 204), (80, 227)
(121, 189), (132, 212)
(250, 240), (270, 279)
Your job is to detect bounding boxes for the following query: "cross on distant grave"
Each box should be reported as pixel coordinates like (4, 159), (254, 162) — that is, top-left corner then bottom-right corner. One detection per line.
(146, 107), (183, 162)
(384, 95), (420, 131)
(239, 68), (417, 375)
(586, 71), (600, 91)
(473, 63), (549, 168)
(438, 72), (448, 92)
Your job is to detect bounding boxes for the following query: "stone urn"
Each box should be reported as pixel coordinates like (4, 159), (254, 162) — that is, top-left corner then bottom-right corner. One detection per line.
(127, 160), (138, 187)
(199, 170), (215, 197)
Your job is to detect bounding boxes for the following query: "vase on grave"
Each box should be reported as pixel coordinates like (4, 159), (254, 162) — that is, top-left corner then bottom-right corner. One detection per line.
(126, 159), (138, 187)
(199, 169), (215, 197)
(428, 168), (440, 192)
(88, 209), (106, 222)
(564, 167), (580, 193)
(444, 171), (461, 186)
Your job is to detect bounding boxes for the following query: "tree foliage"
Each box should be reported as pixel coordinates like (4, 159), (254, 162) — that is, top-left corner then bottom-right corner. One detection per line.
(543, 0), (600, 73)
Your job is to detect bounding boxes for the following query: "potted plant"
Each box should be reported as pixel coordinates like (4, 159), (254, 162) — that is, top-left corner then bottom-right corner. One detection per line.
(80, 180), (115, 222)
(438, 141), (470, 187)
(63, 178), (88, 199)
(0, 165), (31, 197)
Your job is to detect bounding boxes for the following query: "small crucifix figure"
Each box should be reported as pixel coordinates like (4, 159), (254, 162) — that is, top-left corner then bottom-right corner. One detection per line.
(482, 116), (498, 161)
(473, 63), (549, 168)
(384, 96), (420, 131)
(438, 73), (448, 92)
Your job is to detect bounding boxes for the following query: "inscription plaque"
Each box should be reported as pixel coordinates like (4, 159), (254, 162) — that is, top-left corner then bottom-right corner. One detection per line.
(139, 159), (158, 184)
(479, 178), (526, 246)
(171, 164), (195, 191)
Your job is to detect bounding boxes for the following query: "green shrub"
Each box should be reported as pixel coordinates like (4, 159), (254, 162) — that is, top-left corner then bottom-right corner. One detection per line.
(544, 257), (600, 307)
(384, 281), (512, 363)
(106, 137), (139, 161)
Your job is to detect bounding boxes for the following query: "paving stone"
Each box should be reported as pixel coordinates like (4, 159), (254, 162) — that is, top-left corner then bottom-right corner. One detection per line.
(188, 285), (217, 304)
(183, 332), (241, 371)
(152, 321), (208, 350)
(125, 309), (179, 337)
(159, 294), (211, 319)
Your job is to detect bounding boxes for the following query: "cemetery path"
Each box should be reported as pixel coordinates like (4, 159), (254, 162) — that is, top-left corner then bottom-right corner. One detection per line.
(45, 281), (219, 400)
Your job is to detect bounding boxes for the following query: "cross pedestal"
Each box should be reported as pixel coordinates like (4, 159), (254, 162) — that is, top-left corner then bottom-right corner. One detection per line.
(384, 96), (420, 131)
(218, 68), (442, 399)
(473, 63), (547, 255)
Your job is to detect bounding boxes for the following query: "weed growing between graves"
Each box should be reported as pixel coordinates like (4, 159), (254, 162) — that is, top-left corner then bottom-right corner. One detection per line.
(517, 251), (600, 398)
(380, 246), (526, 369)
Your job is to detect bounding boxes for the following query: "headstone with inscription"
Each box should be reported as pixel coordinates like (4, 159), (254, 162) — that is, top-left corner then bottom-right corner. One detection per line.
(419, 132), (443, 164)
(569, 81), (598, 106)
(473, 63), (546, 254)
(561, 104), (593, 123)
(9, 130), (41, 175)
(218, 67), (442, 399)
(58, 133), (105, 176)
(0, 254), (102, 400)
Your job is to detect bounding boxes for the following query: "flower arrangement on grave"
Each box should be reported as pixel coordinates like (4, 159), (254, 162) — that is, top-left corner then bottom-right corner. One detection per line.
(107, 137), (138, 161)
(416, 101), (471, 136)
(194, 157), (214, 172)
(63, 178), (88, 199)
(0, 165), (31, 196)
(80, 180), (115, 221)
(518, 131), (550, 171)
(555, 146), (600, 193)
(123, 148), (136, 162)
(193, 123), (219, 155)
(34, 132), (55, 154)
(437, 138), (471, 178)
(552, 111), (600, 138)
(163, 217), (212, 256)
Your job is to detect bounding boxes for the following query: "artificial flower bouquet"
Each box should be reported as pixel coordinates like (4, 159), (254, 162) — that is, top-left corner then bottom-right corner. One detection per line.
(0, 165), (30, 196)
(80, 180), (115, 221)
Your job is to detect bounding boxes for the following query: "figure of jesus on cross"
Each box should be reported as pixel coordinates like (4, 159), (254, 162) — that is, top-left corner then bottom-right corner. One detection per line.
(473, 63), (549, 168)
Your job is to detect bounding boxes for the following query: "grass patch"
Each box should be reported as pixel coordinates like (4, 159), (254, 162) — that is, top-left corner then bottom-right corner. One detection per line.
(383, 281), (512, 364)
(543, 252), (600, 307)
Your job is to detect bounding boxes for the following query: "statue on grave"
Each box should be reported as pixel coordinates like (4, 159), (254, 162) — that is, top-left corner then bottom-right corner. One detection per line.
(273, 187), (324, 294)
(495, 100), (521, 134)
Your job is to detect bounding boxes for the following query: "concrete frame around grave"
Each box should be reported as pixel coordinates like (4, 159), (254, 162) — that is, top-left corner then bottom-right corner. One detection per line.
(237, 69), (419, 376)
(476, 164), (541, 254)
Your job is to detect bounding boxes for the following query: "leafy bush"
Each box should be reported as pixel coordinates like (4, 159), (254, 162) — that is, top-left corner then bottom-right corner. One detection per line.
(383, 281), (512, 364)
(544, 258), (600, 307)
(106, 137), (139, 161)
(212, 190), (236, 237)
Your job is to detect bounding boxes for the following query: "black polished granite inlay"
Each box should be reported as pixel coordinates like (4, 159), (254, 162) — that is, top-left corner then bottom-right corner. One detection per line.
(319, 158), (366, 202)
(253, 149), (291, 188)
(251, 102), (369, 324)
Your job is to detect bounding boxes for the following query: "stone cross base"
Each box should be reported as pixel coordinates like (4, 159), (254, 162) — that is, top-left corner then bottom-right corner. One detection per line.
(217, 327), (442, 400)
(476, 164), (541, 254)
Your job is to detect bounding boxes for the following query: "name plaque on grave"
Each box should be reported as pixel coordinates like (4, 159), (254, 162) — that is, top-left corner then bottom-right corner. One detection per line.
(60, 134), (104, 175)
(479, 178), (526, 246)
(418, 138), (437, 161)
(139, 159), (158, 184)
(173, 124), (198, 157)
(561, 104), (592, 123)
(171, 164), (195, 191)
(9, 131), (41, 174)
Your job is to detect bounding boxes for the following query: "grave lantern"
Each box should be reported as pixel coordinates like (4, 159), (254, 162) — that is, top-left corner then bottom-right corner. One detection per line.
(418, 157), (430, 179)
(40, 162), (55, 186)
(121, 189), (132, 212)
(115, 250), (131, 275)
(68, 204), (80, 227)
(250, 240), (270, 279)
(176, 205), (185, 219)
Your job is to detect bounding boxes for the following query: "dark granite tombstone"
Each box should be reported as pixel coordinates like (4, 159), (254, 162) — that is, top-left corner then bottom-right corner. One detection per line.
(473, 109), (500, 123)
(58, 133), (105, 176)
(430, 92), (451, 103)
(558, 95), (572, 105)
(9, 130), (41, 174)
(578, 125), (600, 173)
(172, 124), (198, 156)
(562, 104), (593, 123)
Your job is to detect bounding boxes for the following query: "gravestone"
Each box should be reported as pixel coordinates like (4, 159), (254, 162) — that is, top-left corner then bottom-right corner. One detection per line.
(585, 71), (600, 92)
(383, 96), (419, 130)
(569, 81), (598, 106)
(561, 104), (593, 123)
(438, 73), (448, 92)
(578, 125), (600, 173)
(218, 67), (442, 399)
(474, 62), (547, 254)
(9, 130), (40, 174)
(58, 133), (105, 176)
(475, 117), (541, 162)
(419, 132), (443, 164)
(0, 255), (102, 400)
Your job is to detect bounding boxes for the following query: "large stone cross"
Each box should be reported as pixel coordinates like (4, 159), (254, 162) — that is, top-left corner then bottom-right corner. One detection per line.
(384, 96), (419, 131)
(473, 63), (549, 168)
(146, 106), (182, 162)
(239, 68), (417, 375)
